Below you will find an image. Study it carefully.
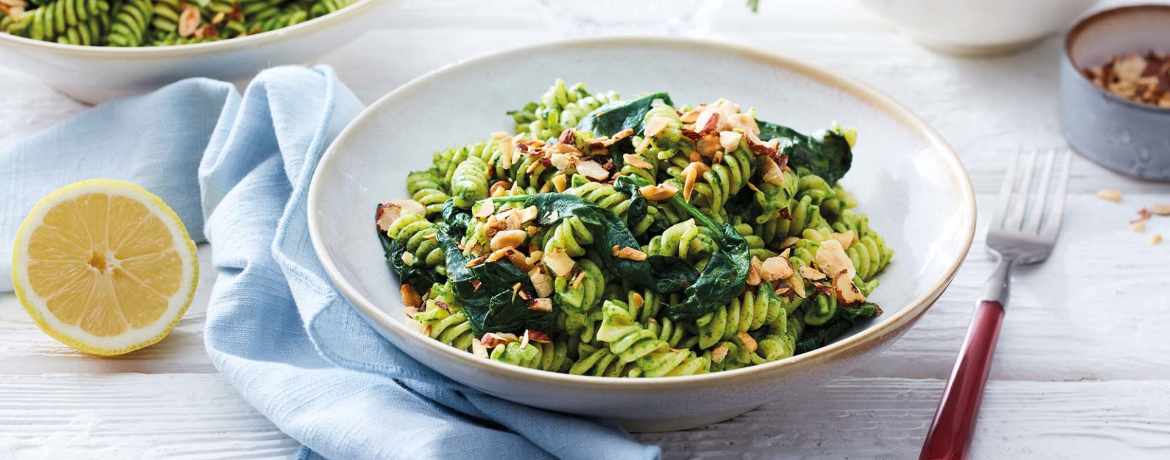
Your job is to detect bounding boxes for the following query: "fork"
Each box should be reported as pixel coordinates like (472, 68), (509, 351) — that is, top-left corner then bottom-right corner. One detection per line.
(919, 149), (1072, 460)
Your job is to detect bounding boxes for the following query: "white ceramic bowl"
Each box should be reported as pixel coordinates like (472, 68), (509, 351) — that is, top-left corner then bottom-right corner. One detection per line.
(307, 37), (976, 432)
(0, 0), (390, 104)
(855, 0), (1099, 56)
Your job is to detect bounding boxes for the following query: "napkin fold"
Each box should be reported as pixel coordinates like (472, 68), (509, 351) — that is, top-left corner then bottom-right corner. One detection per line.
(0, 66), (660, 460)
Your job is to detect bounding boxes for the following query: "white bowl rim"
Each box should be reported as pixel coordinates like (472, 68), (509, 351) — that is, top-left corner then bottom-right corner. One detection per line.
(307, 36), (977, 388)
(0, 0), (386, 58)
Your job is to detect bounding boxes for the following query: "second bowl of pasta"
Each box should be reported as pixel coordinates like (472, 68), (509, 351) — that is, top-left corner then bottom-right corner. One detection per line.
(307, 37), (976, 431)
(0, 0), (391, 103)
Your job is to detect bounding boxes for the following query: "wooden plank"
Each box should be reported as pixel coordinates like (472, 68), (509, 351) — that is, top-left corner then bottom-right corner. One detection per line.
(1, 374), (1167, 459)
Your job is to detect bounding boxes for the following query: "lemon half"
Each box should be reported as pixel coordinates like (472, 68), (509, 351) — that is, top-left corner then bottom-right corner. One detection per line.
(11, 179), (198, 356)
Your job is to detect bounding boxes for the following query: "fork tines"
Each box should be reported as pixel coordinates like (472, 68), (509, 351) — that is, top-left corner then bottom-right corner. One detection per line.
(991, 149), (1072, 239)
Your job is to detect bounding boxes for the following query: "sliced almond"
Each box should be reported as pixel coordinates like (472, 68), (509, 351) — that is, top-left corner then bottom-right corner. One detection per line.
(745, 130), (780, 156)
(515, 206), (538, 224)
(549, 142), (581, 156)
(799, 265), (828, 281)
(474, 199), (495, 219)
(465, 254), (488, 268)
(376, 200), (426, 232)
(499, 136), (515, 169)
(710, 343), (729, 364)
(623, 154), (653, 170)
(833, 272), (867, 304)
(508, 249), (533, 272)
(760, 256), (794, 281)
(1097, 189), (1122, 202)
(1131, 220), (1147, 232)
(178, 6), (201, 38)
(737, 331), (758, 353)
(682, 162), (710, 202)
(490, 229), (527, 251)
(527, 298), (553, 313)
(614, 246), (648, 261)
(610, 128), (635, 143)
(480, 332), (519, 348)
(816, 239), (856, 280)
(787, 272), (807, 298)
(527, 330), (552, 343)
(575, 159), (610, 181)
(529, 268), (553, 297)
(679, 107), (703, 124)
(760, 155), (785, 185)
(644, 116), (671, 138)
(1151, 234), (1164, 245)
(1151, 203), (1170, 216)
(401, 252), (415, 266)
(639, 183), (679, 201)
(558, 128), (576, 147)
(486, 246), (515, 263)
(630, 292), (645, 309)
(551, 173), (568, 192)
(571, 271), (586, 289)
(695, 109), (721, 135)
(719, 131), (743, 153)
(696, 133), (722, 157)
(635, 136), (652, 155)
(780, 237), (800, 249)
(544, 251), (576, 277)
(728, 113), (761, 135)
(471, 339), (489, 358)
(747, 256), (763, 286)
(832, 230), (856, 250)
(549, 153), (574, 170)
(400, 284), (421, 308)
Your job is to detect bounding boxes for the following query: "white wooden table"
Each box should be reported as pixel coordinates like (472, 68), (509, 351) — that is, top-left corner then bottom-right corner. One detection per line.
(4, 0), (1170, 458)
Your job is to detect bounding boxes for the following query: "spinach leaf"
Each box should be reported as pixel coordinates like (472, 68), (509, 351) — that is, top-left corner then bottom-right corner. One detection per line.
(435, 230), (556, 336)
(576, 92), (673, 137)
(654, 181), (752, 323)
(612, 175), (649, 234)
(794, 302), (882, 354)
(441, 199), (471, 238)
(376, 206), (444, 290)
(756, 120), (852, 185)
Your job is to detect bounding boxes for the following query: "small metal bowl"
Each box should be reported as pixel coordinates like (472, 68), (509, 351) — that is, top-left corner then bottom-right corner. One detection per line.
(1060, 5), (1170, 181)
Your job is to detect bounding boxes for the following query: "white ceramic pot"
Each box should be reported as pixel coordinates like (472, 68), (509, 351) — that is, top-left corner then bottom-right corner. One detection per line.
(0, 0), (391, 104)
(855, 0), (1099, 56)
(307, 37), (977, 431)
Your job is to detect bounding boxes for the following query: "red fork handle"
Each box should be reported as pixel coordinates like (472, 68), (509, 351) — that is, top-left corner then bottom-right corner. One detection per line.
(919, 300), (1006, 460)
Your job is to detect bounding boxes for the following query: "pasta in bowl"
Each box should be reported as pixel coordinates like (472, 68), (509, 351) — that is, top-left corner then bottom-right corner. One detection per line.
(377, 80), (893, 377)
(0, 0), (390, 103)
(307, 37), (975, 431)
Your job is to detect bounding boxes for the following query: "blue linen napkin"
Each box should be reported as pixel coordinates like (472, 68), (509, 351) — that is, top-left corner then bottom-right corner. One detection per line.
(0, 66), (661, 460)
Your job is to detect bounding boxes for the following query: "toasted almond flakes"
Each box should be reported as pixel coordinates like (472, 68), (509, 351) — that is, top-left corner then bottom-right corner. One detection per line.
(834, 272), (867, 304)
(610, 128), (635, 143)
(576, 159), (610, 181)
(471, 339), (489, 358)
(1131, 220), (1147, 232)
(178, 6), (201, 38)
(816, 239), (857, 280)
(474, 199), (495, 219)
(719, 131), (743, 153)
(832, 230), (856, 250)
(490, 229), (527, 251)
(747, 256), (763, 286)
(400, 284), (421, 308)
(1097, 189), (1123, 202)
(527, 298), (553, 313)
(639, 183), (679, 201)
(543, 251), (576, 277)
(1152, 203), (1170, 216)
(486, 247), (515, 263)
(737, 332), (758, 353)
(1152, 234), (1164, 245)
(615, 246), (648, 261)
(761, 256), (794, 281)
(623, 154), (653, 170)
(401, 252), (415, 266)
(760, 155), (785, 185)
(710, 344), (729, 364)
(635, 137), (652, 155)
(529, 268), (553, 297)
(644, 116), (671, 138)
(631, 292), (644, 309)
(799, 265), (827, 281)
